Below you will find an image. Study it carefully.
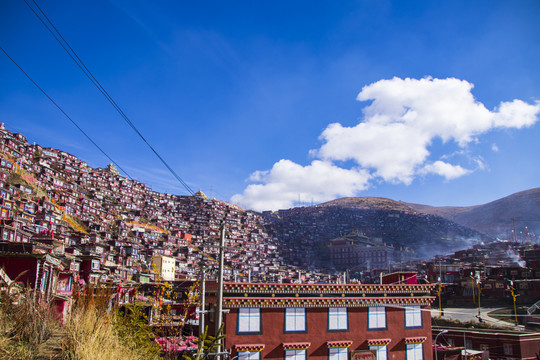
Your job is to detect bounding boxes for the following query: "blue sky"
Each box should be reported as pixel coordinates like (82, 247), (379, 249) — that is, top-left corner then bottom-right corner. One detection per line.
(1, 1), (539, 211)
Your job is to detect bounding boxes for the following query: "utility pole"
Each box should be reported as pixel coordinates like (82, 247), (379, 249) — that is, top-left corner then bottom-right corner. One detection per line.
(199, 267), (206, 336)
(437, 282), (444, 316)
(509, 281), (519, 326)
(215, 226), (226, 359)
(477, 279), (482, 317)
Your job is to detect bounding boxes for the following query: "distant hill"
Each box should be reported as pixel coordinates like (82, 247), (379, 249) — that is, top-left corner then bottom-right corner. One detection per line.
(318, 196), (415, 212)
(267, 197), (493, 267)
(406, 188), (540, 240)
(266, 190), (539, 268)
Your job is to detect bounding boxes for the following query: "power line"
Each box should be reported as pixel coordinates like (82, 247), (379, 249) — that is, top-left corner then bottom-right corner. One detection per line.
(0, 46), (131, 179)
(24, 0), (195, 196)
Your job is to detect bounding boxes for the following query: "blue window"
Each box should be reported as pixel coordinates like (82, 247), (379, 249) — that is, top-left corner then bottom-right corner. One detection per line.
(406, 343), (423, 360)
(405, 306), (422, 328)
(328, 307), (348, 331)
(285, 308), (306, 332)
(368, 306), (386, 329)
(369, 345), (388, 360)
(238, 308), (261, 333)
(285, 349), (306, 360)
(329, 347), (348, 360)
(238, 351), (261, 360)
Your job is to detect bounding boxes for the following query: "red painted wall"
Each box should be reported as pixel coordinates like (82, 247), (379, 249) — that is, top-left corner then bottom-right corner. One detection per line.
(220, 305), (433, 360)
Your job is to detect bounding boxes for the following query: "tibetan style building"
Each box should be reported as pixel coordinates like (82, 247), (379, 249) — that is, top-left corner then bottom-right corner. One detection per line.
(206, 282), (436, 360)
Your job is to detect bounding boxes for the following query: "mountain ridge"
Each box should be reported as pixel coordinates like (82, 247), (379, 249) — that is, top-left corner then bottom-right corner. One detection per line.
(304, 189), (540, 240)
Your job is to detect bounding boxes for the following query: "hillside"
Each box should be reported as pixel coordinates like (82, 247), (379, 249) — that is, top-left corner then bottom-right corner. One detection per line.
(0, 123), (334, 283)
(406, 188), (540, 239)
(267, 198), (492, 269)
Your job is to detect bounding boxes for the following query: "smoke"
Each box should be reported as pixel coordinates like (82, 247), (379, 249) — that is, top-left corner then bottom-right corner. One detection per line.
(505, 248), (526, 267)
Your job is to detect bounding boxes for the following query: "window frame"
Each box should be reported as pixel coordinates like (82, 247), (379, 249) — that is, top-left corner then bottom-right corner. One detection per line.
(404, 305), (422, 328)
(328, 347), (348, 360)
(238, 351), (261, 360)
(284, 349), (306, 360)
(328, 307), (349, 332)
(368, 306), (387, 330)
(406, 343), (423, 360)
(237, 308), (262, 334)
(369, 345), (388, 360)
(284, 307), (307, 333)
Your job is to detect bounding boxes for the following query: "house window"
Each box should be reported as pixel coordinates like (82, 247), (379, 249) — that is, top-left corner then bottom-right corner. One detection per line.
(285, 349), (306, 360)
(406, 343), (423, 360)
(369, 345), (387, 360)
(405, 306), (422, 328)
(285, 308), (306, 332)
(465, 340), (472, 349)
(368, 306), (386, 329)
(329, 347), (348, 360)
(238, 308), (261, 333)
(328, 307), (348, 331)
(503, 343), (512, 355)
(238, 351), (260, 360)
(91, 260), (100, 270)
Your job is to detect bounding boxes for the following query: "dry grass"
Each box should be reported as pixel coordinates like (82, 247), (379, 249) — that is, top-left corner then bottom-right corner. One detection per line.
(0, 289), (59, 359)
(63, 304), (131, 360)
(62, 285), (160, 360)
(1, 284), (161, 360)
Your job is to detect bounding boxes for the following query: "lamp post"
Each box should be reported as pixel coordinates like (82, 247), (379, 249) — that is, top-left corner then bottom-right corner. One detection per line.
(434, 330), (448, 360)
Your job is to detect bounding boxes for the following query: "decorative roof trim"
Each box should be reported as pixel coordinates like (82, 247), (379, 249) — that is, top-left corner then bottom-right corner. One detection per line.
(404, 337), (427, 344)
(235, 344), (265, 352)
(282, 342), (311, 350)
(367, 339), (391, 346)
(222, 296), (435, 308)
(326, 340), (353, 348)
(214, 282), (436, 295)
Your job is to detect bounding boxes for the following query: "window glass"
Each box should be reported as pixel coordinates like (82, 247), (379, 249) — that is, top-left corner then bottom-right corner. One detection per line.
(329, 347), (348, 360)
(369, 345), (387, 360)
(405, 306), (422, 327)
(285, 308), (306, 332)
(285, 349), (306, 360)
(238, 351), (260, 360)
(238, 308), (260, 333)
(328, 307), (348, 330)
(406, 343), (423, 360)
(368, 306), (386, 329)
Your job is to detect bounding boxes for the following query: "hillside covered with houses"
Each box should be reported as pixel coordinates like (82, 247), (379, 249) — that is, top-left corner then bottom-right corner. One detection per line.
(0, 122), (336, 291)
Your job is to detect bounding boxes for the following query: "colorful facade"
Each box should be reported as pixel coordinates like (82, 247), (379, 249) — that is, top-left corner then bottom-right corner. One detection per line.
(206, 282), (436, 360)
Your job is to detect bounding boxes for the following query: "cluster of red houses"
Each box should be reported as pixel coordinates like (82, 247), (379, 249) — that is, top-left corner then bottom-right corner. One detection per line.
(0, 122), (342, 304)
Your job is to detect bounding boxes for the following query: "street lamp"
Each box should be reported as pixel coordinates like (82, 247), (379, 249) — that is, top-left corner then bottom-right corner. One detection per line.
(434, 330), (449, 360)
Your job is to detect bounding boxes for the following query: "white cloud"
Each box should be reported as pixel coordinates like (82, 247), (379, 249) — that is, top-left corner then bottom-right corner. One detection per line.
(491, 143), (499, 152)
(317, 77), (540, 183)
(231, 160), (371, 211)
(233, 77), (540, 211)
(420, 161), (471, 180)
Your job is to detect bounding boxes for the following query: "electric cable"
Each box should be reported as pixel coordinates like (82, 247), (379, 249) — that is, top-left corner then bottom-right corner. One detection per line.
(1, 46), (131, 179)
(24, 0), (195, 196)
